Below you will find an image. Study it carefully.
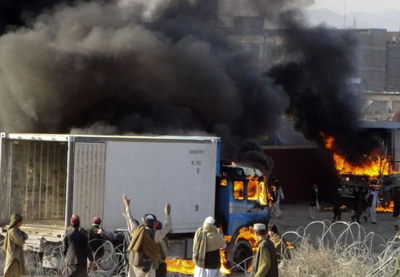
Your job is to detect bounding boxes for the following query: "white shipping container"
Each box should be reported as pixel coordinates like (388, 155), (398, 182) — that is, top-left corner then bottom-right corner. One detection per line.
(102, 139), (218, 232)
(0, 133), (219, 236)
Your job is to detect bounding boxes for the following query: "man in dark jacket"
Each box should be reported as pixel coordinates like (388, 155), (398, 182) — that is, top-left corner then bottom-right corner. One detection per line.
(393, 188), (400, 230)
(251, 223), (279, 277)
(87, 216), (115, 264)
(332, 188), (343, 222)
(63, 215), (94, 277)
(309, 183), (319, 219)
(352, 187), (366, 224)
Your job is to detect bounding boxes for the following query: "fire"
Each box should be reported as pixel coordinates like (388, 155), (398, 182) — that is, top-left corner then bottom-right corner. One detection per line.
(286, 240), (296, 249)
(323, 135), (398, 213)
(234, 181), (245, 200)
(247, 178), (268, 205)
(219, 248), (231, 275)
(376, 200), (394, 213)
(234, 178), (268, 205)
(324, 136), (393, 176)
(166, 236), (232, 275)
(166, 259), (195, 275)
(237, 226), (257, 251)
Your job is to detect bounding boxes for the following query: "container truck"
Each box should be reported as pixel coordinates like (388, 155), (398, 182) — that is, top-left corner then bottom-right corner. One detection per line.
(0, 133), (270, 270)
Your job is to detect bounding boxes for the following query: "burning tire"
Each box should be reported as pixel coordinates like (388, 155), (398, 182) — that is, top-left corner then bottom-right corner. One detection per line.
(231, 239), (253, 272)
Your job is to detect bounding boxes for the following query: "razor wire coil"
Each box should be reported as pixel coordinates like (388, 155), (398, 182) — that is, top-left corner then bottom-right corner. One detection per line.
(0, 222), (399, 277)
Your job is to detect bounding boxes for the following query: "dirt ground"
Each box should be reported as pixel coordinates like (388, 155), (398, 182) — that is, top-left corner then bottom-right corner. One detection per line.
(270, 202), (398, 245)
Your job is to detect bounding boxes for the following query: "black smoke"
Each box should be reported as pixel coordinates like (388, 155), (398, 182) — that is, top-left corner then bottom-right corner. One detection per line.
(0, 0), (92, 34)
(0, 0), (378, 169)
(268, 11), (379, 164)
(0, 0), (291, 166)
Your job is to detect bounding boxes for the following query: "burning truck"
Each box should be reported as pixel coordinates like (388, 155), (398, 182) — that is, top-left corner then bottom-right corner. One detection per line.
(0, 133), (270, 273)
(324, 121), (400, 212)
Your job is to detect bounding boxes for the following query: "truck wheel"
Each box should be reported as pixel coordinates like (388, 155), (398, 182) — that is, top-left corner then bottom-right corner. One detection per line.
(232, 240), (253, 272)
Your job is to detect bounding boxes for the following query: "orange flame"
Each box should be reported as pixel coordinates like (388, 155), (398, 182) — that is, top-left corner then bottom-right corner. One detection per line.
(166, 236), (232, 275)
(234, 181), (245, 200)
(166, 259), (195, 275)
(286, 240), (295, 250)
(323, 136), (394, 176)
(237, 226), (257, 251)
(376, 200), (394, 213)
(323, 135), (397, 213)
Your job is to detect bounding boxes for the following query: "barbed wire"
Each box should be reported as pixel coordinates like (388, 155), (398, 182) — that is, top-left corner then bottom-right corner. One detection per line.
(278, 220), (400, 277)
(0, 222), (399, 276)
(0, 238), (130, 276)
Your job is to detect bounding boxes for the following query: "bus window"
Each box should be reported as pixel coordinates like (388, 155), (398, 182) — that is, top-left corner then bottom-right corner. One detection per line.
(234, 181), (245, 200)
(247, 177), (258, 201)
(259, 181), (267, 205)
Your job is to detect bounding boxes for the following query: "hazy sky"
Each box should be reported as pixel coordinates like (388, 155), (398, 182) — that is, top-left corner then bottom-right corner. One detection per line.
(308, 0), (400, 14)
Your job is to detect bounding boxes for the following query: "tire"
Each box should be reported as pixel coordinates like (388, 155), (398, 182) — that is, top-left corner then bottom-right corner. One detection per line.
(231, 240), (253, 272)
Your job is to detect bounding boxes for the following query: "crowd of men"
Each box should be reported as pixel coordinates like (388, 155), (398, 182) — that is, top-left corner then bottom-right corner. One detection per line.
(2, 193), (290, 277)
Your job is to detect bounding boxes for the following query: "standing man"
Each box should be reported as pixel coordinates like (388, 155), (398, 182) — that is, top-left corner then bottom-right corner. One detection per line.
(352, 187), (365, 224)
(251, 223), (279, 277)
(154, 220), (169, 277)
(267, 224), (290, 264)
(193, 216), (226, 277)
(393, 188), (400, 230)
(332, 188), (343, 222)
(62, 215), (94, 277)
(3, 214), (28, 277)
(365, 188), (380, 224)
(87, 216), (115, 267)
(309, 183), (319, 220)
(270, 182), (284, 219)
(122, 194), (172, 277)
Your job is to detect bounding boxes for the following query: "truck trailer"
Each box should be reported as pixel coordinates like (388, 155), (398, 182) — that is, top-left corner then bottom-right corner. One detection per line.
(0, 133), (270, 271)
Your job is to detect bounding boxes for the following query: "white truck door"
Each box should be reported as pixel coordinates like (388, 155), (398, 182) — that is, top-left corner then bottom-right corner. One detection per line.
(72, 142), (106, 227)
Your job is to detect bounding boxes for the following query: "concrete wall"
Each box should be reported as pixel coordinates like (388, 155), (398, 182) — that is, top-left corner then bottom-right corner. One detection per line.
(356, 29), (387, 92)
(386, 44), (400, 91)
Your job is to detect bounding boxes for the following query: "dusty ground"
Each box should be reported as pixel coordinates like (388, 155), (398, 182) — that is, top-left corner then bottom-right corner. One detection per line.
(270, 202), (398, 247)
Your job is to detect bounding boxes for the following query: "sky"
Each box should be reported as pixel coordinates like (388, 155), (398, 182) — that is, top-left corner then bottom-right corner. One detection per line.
(306, 0), (400, 31)
(308, 0), (400, 14)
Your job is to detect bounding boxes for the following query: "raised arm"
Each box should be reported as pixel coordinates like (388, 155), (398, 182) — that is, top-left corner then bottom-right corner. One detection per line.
(155, 203), (172, 243)
(122, 194), (138, 233)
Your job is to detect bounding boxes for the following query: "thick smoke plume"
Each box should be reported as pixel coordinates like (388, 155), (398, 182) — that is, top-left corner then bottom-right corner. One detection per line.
(0, 0), (377, 169)
(0, 1), (289, 139)
(269, 11), (378, 164)
(0, 0), (293, 167)
(0, 0), (91, 34)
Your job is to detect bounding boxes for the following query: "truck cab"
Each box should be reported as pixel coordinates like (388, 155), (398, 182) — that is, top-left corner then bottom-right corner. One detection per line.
(216, 163), (270, 270)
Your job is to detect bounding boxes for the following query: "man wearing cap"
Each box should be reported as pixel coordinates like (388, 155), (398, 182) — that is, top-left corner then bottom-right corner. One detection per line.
(193, 216), (226, 277)
(87, 216), (115, 266)
(62, 215), (94, 277)
(251, 223), (279, 277)
(122, 194), (172, 277)
(267, 224), (290, 264)
(3, 214), (28, 277)
(66, 214), (88, 236)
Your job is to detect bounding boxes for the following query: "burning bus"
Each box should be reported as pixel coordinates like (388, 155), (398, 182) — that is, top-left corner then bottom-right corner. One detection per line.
(0, 133), (270, 273)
